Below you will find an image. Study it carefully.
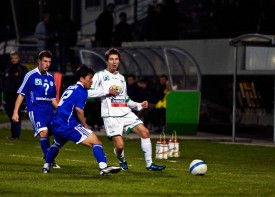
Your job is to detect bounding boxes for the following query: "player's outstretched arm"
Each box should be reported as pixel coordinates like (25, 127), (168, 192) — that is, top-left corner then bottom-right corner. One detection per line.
(127, 98), (146, 111)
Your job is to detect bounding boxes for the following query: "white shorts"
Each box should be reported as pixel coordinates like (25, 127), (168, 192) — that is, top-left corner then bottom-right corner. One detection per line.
(103, 112), (143, 137)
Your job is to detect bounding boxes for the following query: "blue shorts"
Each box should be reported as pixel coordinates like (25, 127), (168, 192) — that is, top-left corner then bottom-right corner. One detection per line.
(28, 110), (54, 137)
(53, 124), (93, 146)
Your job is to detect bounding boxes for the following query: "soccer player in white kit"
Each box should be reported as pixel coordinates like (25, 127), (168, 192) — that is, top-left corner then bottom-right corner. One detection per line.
(88, 48), (166, 171)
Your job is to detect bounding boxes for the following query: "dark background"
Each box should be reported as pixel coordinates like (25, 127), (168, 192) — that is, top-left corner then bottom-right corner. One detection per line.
(0, 0), (72, 42)
(2, 0), (275, 43)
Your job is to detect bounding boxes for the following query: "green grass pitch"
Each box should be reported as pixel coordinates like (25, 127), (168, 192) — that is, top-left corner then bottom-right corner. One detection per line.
(0, 128), (275, 197)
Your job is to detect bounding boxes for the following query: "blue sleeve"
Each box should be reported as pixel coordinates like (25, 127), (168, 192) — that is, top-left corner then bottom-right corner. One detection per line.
(17, 73), (31, 95)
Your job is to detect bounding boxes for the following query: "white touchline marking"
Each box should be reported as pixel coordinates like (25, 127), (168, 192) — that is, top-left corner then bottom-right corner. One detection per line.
(166, 160), (178, 163)
(8, 154), (88, 163)
(9, 154), (41, 159)
(0, 142), (15, 146)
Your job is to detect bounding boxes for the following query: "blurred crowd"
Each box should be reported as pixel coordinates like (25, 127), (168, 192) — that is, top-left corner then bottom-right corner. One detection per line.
(93, 0), (275, 46)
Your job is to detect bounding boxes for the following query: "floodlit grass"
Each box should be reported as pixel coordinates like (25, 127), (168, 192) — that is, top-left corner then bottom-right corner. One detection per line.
(0, 128), (275, 196)
(0, 111), (9, 123)
(0, 111), (29, 124)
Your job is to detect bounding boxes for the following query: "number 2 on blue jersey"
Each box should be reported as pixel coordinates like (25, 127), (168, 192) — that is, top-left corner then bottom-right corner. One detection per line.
(58, 90), (73, 106)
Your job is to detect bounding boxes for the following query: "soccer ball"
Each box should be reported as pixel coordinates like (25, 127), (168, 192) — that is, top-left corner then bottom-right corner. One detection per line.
(189, 159), (207, 176)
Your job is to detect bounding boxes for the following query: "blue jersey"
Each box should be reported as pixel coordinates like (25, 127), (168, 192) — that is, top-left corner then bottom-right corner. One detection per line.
(17, 67), (56, 113)
(53, 82), (87, 129)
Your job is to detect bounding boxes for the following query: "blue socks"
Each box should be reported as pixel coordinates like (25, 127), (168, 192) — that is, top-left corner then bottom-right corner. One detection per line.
(92, 144), (107, 164)
(40, 137), (50, 158)
(46, 143), (60, 164)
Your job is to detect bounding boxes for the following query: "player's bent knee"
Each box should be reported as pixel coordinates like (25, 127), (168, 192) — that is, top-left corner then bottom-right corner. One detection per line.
(39, 130), (49, 138)
(115, 144), (124, 150)
(82, 135), (102, 147)
(141, 129), (150, 138)
(52, 140), (63, 150)
(94, 139), (102, 145)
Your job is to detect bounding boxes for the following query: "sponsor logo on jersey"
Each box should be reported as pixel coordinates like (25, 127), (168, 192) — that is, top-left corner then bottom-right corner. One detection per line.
(103, 75), (110, 81)
(111, 98), (125, 103)
(109, 85), (122, 94)
(35, 78), (42, 85)
(111, 98), (127, 107)
(36, 97), (52, 101)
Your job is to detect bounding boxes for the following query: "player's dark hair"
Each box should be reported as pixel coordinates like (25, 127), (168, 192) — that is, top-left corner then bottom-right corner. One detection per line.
(75, 64), (94, 81)
(38, 50), (52, 60)
(105, 48), (120, 61)
(160, 74), (168, 80)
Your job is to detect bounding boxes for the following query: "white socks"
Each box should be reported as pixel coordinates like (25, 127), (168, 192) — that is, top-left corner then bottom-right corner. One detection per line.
(141, 138), (153, 167)
(99, 162), (107, 170)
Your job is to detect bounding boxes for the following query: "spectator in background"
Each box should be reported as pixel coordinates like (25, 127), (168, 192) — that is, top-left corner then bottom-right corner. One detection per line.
(147, 77), (171, 133)
(0, 54), (7, 111)
(94, 3), (115, 47)
(126, 74), (139, 101)
(56, 15), (78, 73)
(156, 74), (169, 102)
(136, 78), (155, 103)
(136, 78), (155, 126)
(34, 12), (56, 52)
(112, 12), (133, 47)
(144, 2), (165, 41)
(34, 12), (57, 71)
(3, 51), (28, 140)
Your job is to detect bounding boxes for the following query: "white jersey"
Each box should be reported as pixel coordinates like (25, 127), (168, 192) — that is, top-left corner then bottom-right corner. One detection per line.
(88, 69), (142, 117)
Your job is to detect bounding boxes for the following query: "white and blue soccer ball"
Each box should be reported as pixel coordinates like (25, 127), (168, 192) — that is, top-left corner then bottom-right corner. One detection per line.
(189, 159), (207, 176)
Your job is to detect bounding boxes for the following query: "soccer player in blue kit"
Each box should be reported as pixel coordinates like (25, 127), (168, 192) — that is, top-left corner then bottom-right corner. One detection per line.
(12, 50), (60, 168)
(42, 65), (121, 175)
